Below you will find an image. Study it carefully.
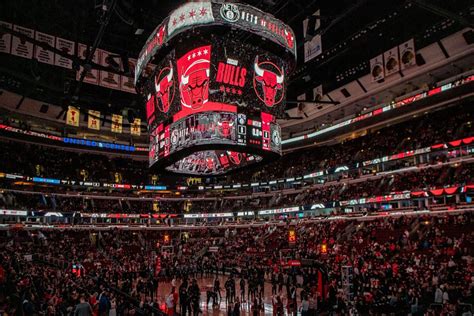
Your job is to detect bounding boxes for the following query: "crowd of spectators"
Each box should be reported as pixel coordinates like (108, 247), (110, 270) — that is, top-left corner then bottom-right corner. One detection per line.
(1, 162), (472, 214)
(224, 102), (472, 183)
(0, 102), (471, 188)
(1, 212), (473, 315)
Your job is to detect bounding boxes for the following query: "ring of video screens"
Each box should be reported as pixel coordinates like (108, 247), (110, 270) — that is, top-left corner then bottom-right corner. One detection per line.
(138, 2), (296, 175)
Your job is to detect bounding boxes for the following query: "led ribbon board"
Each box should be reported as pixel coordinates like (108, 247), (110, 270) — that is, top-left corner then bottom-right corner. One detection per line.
(137, 2), (296, 175)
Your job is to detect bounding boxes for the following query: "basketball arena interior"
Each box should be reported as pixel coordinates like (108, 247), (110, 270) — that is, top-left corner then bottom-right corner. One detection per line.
(0, 0), (473, 315)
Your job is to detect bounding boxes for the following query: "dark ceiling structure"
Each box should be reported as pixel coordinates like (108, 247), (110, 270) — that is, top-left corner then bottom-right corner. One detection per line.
(0, 0), (472, 118)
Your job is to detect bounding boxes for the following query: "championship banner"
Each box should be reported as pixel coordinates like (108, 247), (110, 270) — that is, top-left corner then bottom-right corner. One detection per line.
(11, 25), (34, 59)
(303, 10), (322, 63)
(168, 2), (214, 37)
(384, 46), (399, 77)
(88, 110), (101, 130)
(0, 21), (12, 54)
(120, 58), (137, 93)
(370, 54), (384, 82)
(66, 106), (80, 127)
(34, 31), (55, 65)
(99, 50), (121, 90)
(130, 118), (141, 136)
(55, 37), (74, 69)
(153, 201), (159, 212)
(111, 114), (123, 133)
(77, 43), (100, 85)
(399, 38), (416, 70)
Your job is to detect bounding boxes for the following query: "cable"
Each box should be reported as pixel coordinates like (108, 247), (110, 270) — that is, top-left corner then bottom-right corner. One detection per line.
(72, 0), (118, 102)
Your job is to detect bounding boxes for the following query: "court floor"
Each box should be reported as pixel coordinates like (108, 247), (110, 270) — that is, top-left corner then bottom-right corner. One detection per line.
(155, 275), (303, 315)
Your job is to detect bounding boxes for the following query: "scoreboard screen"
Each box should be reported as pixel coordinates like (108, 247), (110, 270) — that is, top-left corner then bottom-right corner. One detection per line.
(137, 2), (295, 175)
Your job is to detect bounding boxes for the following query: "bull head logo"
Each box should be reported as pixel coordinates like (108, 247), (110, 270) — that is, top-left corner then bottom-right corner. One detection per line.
(217, 120), (234, 138)
(154, 61), (174, 113)
(228, 151), (242, 165)
(205, 156), (214, 171)
(180, 60), (210, 109)
(254, 57), (284, 107)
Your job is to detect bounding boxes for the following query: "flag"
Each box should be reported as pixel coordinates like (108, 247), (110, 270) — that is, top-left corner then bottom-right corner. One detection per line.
(88, 110), (101, 130)
(111, 114), (122, 133)
(66, 106), (80, 127)
(130, 118), (141, 136)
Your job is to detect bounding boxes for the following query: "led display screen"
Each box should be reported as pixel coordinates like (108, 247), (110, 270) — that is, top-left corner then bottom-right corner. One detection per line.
(145, 43), (289, 129)
(138, 2), (295, 175)
(135, 2), (296, 84)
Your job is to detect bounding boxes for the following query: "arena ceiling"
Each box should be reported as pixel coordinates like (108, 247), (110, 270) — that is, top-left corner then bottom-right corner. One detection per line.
(0, 0), (472, 119)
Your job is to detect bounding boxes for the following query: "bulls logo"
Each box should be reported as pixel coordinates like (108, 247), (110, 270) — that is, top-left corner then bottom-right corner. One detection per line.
(217, 120), (234, 138)
(154, 61), (175, 113)
(178, 46), (212, 110)
(253, 57), (284, 107)
(227, 151), (242, 165)
(205, 156), (215, 171)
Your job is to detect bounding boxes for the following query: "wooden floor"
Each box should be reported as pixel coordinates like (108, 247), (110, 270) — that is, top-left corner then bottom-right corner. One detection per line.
(156, 275), (303, 315)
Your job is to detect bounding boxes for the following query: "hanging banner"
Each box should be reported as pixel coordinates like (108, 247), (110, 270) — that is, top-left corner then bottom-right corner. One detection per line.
(111, 114), (123, 133)
(297, 93), (306, 115)
(88, 110), (101, 130)
(77, 43), (100, 85)
(130, 118), (141, 136)
(66, 106), (80, 127)
(313, 84), (323, 101)
(55, 37), (74, 69)
(303, 10), (321, 37)
(303, 10), (322, 63)
(0, 21), (12, 54)
(384, 46), (400, 77)
(304, 35), (321, 63)
(399, 38), (416, 70)
(34, 31), (55, 65)
(120, 58), (137, 93)
(370, 54), (384, 82)
(99, 50), (121, 90)
(11, 25), (34, 59)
